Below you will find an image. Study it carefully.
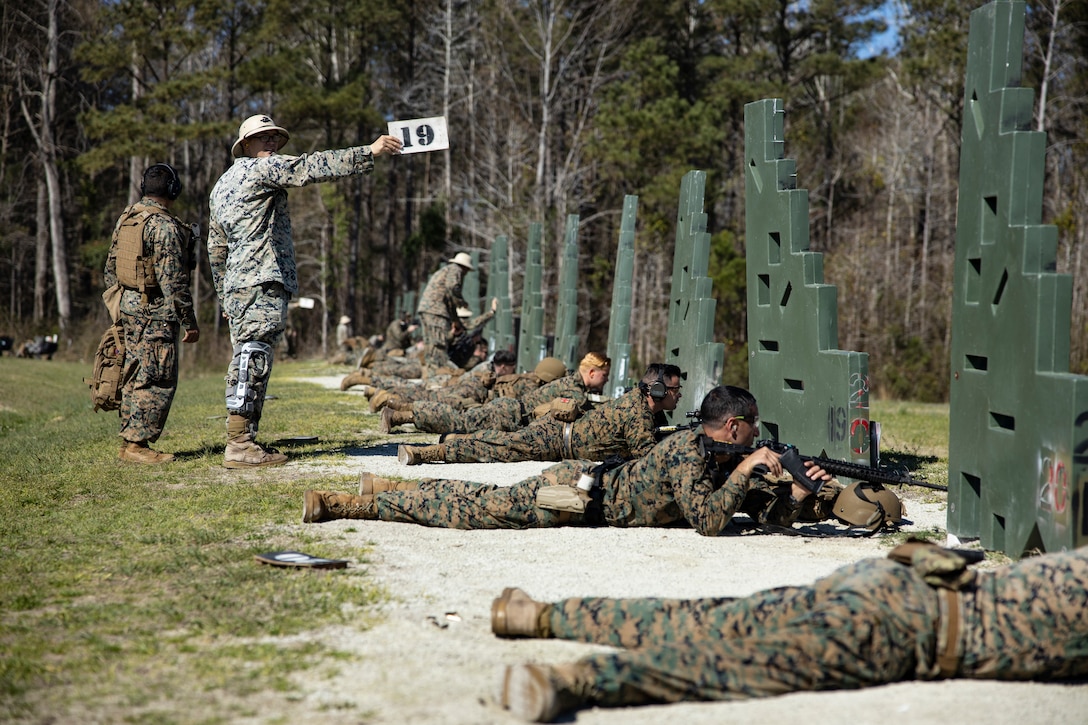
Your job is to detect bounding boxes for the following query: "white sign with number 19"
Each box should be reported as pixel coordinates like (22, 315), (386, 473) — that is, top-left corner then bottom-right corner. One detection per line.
(387, 116), (449, 155)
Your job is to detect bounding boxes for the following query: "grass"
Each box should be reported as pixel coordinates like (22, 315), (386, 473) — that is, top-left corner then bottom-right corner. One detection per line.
(0, 357), (387, 723)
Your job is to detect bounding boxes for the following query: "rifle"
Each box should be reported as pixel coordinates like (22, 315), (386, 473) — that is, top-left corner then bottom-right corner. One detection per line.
(653, 410), (701, 439)
(697, 436), (946, 493)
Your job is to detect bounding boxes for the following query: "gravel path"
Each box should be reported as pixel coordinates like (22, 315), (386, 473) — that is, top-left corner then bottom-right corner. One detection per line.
(272, 377), (1088, 724)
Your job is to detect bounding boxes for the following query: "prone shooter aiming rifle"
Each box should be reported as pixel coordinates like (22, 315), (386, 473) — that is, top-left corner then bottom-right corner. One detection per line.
(697, 436), (947, 493)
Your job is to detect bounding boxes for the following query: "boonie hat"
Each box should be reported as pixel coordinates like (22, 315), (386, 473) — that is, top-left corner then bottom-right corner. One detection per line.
(449, 252), (475, 270)
(232, 114), (290, 158)
(456, 307), (473, 319)
(339, 315), (352, 325)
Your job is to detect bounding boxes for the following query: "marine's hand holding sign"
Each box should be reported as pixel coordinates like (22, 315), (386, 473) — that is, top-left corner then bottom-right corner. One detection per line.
(370, 134), (403, 156)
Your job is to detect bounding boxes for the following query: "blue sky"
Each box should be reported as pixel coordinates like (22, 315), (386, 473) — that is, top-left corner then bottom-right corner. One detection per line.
(857, 0), (903, 59)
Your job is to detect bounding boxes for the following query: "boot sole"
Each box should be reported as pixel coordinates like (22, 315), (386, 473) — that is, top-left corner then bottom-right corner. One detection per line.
(495, 665), (559, 722)
(223, 458), (288, 469)
(397, 445), (414, 465)
(491, 587), (516, 637)
(302, 490), (321, 523)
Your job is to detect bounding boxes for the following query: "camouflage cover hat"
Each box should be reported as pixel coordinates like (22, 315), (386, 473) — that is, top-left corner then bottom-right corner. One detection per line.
(833, 482), (903, 531)
(232, 114), (290, 158)
(449, 252), (475, 270)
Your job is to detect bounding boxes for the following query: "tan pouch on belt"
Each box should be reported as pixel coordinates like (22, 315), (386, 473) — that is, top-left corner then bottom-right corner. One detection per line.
(535, 485), (587, 514)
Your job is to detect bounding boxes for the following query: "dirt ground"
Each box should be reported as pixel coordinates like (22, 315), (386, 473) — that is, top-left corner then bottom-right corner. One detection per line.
(270, 377), (1088, 725)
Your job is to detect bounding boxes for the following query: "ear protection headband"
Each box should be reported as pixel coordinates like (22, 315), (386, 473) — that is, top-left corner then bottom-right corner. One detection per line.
(141, 163), (183, 200)
(641, 368), (668, 399)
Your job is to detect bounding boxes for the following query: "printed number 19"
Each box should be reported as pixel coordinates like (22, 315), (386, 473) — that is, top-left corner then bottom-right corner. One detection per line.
(399, 124), (435, 149)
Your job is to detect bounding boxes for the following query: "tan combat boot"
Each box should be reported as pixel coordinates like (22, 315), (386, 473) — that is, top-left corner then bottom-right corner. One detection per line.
(358, 471), (420, 495)
(387, 396), (413, 412)
(369, 389), (394, 413)
(397, 443), (447, 466)
(357, 347), (378, 368)
(302, 490), (377, 523)
(380, 407), (414, 433)
(340, 370), (370, 391)
(491, 587), (551, 638)
(119, 441), (174, 464)
(494, 663), (594, 723)
(224, 434), (288, 468)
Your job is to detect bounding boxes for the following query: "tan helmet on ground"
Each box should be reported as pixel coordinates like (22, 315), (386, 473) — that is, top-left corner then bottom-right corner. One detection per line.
(832, 482), (904, 532)
(534, 357), (567, 383)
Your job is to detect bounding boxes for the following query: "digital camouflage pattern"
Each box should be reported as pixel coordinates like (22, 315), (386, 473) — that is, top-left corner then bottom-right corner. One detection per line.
(104, 198), (196, 444)
(413, 397), (526, 434)
(416, 263), (468, 319)
(439, 387), (657, 463)
(383, 369), (496, 407)
(374, 425), (803, 532)
(384, 318), (414, 350)
(523, 371), (591, 411)
(417, 263), (469, 371)
(208, 145), (378, 433)
(410, 371), (576, 434)
(540, 546), (1088, 708)
(207, 147), (376, 299)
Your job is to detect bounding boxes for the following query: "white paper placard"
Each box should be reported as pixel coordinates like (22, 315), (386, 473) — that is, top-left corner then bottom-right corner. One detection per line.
(387, 116), (449, 154)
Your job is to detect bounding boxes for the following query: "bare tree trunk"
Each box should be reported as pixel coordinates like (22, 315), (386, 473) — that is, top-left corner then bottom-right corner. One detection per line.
(34, 180), (48, 320)
(1034, 0), (1062, 133)
(128, 40), (141, 205)
(442, 0), (453, 241)
(19, 0), (70, 332)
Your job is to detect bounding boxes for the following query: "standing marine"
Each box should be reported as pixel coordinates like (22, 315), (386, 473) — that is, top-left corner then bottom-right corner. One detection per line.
(207, 113), (401, 467)
(416, 253), (475, 378)
(104, 163), (199, 463)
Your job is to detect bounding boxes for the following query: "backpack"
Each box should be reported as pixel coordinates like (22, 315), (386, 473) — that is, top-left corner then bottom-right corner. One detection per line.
(85, 323), (126, 412)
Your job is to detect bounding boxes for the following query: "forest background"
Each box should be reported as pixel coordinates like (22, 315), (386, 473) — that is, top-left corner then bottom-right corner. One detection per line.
(1, 0), (1086, 402)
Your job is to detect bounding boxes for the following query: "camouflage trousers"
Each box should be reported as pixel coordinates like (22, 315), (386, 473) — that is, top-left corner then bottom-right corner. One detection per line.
(444, 418), (566, 462)
(223, 283), (288, 431)
(548, 549), (1088, 706)
(374, 461), (589, 529)
(418, 312), (452, 374)
(119, 313), (179, 444)
(369, 359), (424, 379)
(413, 398), (525, 434)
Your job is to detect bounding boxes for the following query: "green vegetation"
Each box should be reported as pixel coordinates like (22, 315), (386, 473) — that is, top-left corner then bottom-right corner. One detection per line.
(0, 359), (384, 722)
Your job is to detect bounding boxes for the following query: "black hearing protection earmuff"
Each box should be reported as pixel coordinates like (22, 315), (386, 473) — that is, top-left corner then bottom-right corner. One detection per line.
(141, 163), (183, 200)
(641, 368), (668, 400)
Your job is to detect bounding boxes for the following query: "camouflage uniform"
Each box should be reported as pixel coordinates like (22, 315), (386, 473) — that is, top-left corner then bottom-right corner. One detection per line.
(441, 387), (657, 463)
(383, 318), (413, 351)
(374, 426), (803, 530)
(208, 146), (377, 436)
(416, 263), (468, 371)
(540, 546), (1088, 708)
(369, 358), (425, 382)
(412, 371), (589, 434)
(104, 198), (197, 445)
(386, 369), (496, 408)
